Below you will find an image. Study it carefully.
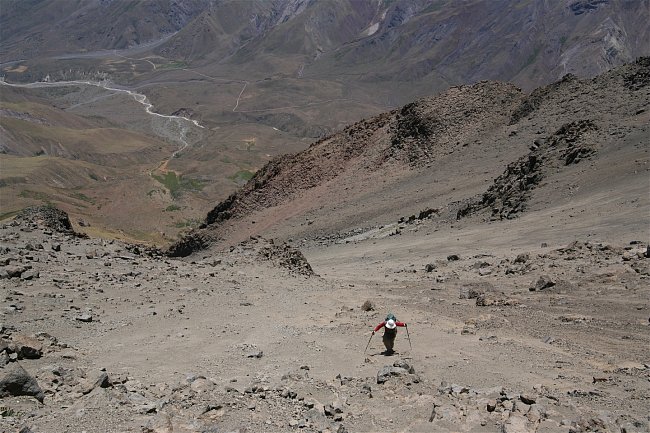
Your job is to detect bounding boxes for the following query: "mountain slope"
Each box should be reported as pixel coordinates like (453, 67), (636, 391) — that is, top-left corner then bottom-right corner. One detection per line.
(2, 1), (649, 245)
(303, 0), (650, 93)
(154, 0), (384, 64)
(0, 0), (206, 62)
(0, 84), (207, 242)
(168, 58), (650, 256)
(5, 0), (649, 92)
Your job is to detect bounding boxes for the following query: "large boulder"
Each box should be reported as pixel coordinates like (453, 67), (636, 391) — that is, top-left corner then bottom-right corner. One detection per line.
(376, 360), (416, 384)
(530, 275), (556, 291)
(0, 362), (45, 402)
(1, 265), (28, 279)
(502, 414), (535, 433)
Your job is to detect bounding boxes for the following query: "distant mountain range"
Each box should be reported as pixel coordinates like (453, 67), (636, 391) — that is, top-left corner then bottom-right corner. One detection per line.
(3, 0), (648, 92)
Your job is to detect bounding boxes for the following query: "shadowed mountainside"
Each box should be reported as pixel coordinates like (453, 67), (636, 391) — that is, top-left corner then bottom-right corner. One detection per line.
(5, 0), (648, 95)
(0, 0), (206, 61)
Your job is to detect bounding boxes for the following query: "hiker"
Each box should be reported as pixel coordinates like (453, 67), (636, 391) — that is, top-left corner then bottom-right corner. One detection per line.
(372, 314), (407, 354)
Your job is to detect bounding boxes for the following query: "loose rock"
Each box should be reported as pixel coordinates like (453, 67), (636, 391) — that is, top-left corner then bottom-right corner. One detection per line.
(531, 275), (555, 291)
(0, 361), (45, 402)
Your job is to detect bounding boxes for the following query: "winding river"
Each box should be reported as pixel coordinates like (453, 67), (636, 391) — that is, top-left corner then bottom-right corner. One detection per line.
(0, 79), (204, 162)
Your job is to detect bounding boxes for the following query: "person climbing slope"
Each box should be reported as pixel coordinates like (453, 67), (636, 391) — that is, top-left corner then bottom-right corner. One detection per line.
(372, 313), (407, 355)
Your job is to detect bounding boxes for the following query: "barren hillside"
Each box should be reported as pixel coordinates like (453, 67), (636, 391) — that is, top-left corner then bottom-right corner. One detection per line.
(1, 183), (649, 432)
(169, 58), (650, 256)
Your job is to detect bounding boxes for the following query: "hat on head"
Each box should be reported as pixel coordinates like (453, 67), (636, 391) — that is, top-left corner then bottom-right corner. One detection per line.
(385, 319), (396, 329)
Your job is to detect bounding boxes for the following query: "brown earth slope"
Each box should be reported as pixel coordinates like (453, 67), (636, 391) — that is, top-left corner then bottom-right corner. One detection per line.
(0, 85), (204, 243)
(0, 61), (648, 433)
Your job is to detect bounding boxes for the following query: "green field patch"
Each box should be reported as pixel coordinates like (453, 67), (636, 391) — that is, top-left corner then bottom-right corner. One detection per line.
(70, 192), (95, 204)
(152, 172), (205, 199)
(165, 204), (182, 212)
(174, 218), (201, 228)
(19, 189), (51, 203)
(229, 169), (254, 184)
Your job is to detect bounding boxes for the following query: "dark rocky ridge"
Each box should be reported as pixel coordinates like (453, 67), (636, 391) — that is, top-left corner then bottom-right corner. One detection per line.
(385, 82), (521, 166)
(457, 119), (600, 221)
(13, 206), (76, 236)
(168, 81), (524, 256)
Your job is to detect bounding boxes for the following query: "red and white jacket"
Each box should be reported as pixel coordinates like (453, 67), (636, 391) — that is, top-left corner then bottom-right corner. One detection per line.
(374, 321), (407, 332)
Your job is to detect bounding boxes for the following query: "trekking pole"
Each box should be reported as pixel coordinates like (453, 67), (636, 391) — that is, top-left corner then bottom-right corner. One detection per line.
(364, 332), (374, 354)
(405, 325), (413, 351)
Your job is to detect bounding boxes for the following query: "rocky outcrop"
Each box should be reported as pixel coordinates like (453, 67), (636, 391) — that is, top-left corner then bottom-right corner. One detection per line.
(457, 119), (599, 221)
(376, 360), (417, 384)
(258, 241), (316, 277)
(384, 82), (521, 166)
(230, 236), (316, 277)
(623, 57), (650, 91)
(510, 73), (578, 124)
(569, 0), (610, 16)
(14, 206), (75, 235)
(166, 230), (214, 257)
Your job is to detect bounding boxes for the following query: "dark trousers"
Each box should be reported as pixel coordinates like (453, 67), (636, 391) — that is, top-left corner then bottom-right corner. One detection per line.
(382, 328), (397, 352)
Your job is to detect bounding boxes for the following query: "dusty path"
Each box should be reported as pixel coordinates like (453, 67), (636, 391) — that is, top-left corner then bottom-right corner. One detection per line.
(232, 81), (248, 112)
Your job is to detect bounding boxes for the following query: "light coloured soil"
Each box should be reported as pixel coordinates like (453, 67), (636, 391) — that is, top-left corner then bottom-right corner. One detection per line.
(0, 205), (648, 433)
